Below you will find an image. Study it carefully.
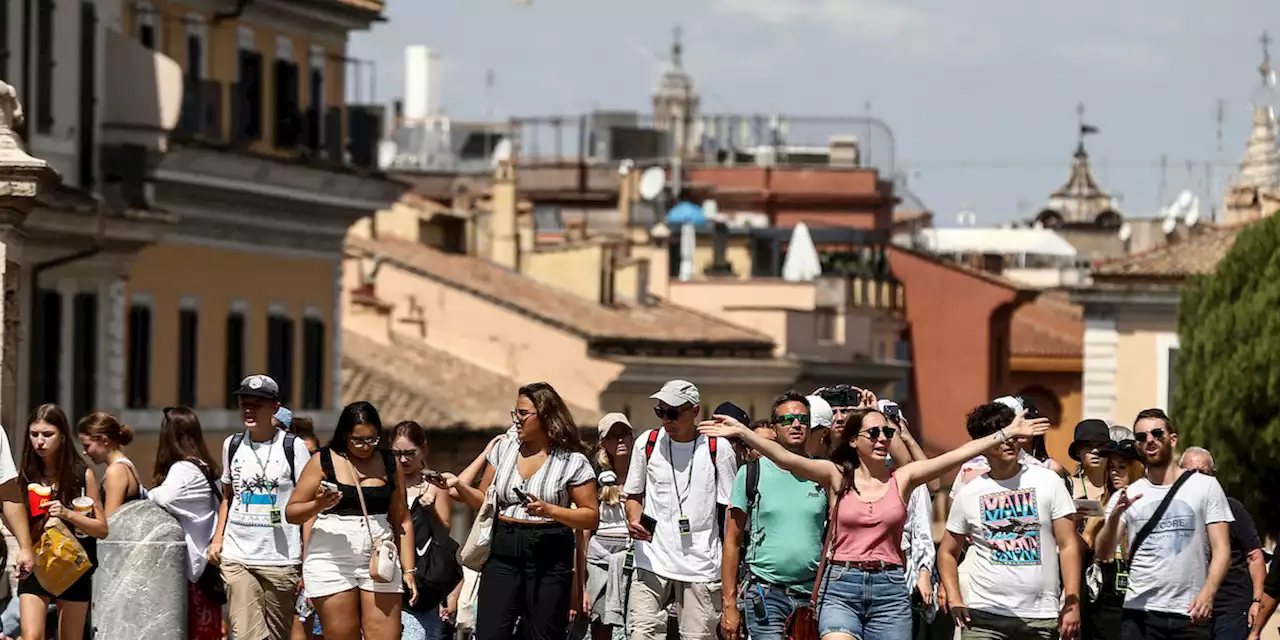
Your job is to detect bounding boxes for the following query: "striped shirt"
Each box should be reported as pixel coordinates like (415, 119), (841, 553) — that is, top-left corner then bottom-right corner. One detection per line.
(487, 436), (595, 522)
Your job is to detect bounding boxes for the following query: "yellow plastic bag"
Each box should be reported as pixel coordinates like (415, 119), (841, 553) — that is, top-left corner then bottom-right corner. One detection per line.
(34, 519), (91, 597)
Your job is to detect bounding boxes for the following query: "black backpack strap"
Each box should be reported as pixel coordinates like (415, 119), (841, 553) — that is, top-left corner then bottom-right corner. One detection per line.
(227, 433), (245, 477)
(283, 433), (299, 482)
(1127, 471), (1196, 562)
(745, 459), (760, 516)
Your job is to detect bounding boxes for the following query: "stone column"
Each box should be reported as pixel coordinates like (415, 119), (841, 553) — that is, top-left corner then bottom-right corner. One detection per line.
(93, 500), (188, 638)
(0, 80), (56, 595)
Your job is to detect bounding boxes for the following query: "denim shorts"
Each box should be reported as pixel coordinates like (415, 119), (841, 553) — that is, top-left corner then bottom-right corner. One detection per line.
(816, 564), (912, 640)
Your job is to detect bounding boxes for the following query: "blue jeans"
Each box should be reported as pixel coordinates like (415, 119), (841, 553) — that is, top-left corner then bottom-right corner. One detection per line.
(741, 580), (807, 640)
(816, 565), (912, 640)
(1210, 612), (1248, 640)
(403, 607), (442, 640)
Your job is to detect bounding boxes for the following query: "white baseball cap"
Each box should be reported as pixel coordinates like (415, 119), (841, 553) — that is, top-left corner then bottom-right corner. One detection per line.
(805, 395), (834, 429)
(649, 380), (700, 407)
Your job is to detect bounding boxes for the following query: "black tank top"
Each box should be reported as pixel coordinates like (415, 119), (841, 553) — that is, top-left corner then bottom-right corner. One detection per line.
(319, 449), (395, 517)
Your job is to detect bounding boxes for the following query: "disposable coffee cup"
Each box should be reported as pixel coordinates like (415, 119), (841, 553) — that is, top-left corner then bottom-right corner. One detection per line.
(72, 496), (93, 515)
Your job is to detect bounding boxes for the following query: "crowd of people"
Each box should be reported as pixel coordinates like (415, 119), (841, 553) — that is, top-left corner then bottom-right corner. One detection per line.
(0, 374), (1274, 640)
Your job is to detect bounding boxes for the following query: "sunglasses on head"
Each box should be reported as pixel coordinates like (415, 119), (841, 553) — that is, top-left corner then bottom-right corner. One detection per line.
(1134, 429), (1166, 442)
(654, 405), (684, 421)
(858, 426), (897, 441)
(775, 413), (811, 426)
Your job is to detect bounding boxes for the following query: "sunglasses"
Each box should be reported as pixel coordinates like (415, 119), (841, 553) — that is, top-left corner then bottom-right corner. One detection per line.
(391, 449), (418, 459)
(774, 413), (811, 426)
(858, 426), (897, 441)
(1134, 429), (1166, 442)
(654, 405), (684, 421)
(510, 409), (536, 424)
(349, 436), (379, 447)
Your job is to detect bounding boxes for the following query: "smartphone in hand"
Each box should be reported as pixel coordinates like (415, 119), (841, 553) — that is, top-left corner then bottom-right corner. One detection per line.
(319, 480), (339, 494)
(640, 514), (658, 535)
(512, 487), (534, 505)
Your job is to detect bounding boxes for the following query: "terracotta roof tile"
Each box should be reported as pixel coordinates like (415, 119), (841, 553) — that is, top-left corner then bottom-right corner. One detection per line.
(1093, 225), (1242, 279)
(342, 331), (600, 429)
(1011, 292), (1083, 358)
(347, 235), (775, 349)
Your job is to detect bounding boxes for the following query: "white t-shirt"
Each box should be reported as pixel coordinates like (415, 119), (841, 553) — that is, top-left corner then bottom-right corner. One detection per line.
(219, 430), (313, 566)
(623, 429), (737, 582)
(0, 427), (17, 485)
(947, 465), (1076, 619)
(1104, 472), (1233, 615)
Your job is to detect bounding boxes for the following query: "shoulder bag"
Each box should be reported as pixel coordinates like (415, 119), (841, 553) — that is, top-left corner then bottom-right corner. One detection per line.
(345, 454), (399, 583)
(459, 439), (517, 571)
(1126, 470), (1195, 563)
(784, 498), (839, 640)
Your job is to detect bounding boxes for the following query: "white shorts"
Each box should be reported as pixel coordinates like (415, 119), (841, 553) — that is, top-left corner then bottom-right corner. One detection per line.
(303, 513), (403, 599)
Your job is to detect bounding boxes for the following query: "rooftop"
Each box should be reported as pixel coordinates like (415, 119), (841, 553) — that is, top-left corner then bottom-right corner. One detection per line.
(1011, 292), (1083, 359)
(1092, 225), (1243, 280)
(347, 234), (776, 353)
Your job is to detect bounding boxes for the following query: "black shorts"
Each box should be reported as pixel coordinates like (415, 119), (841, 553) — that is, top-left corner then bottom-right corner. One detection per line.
(18, 567), (95, 603)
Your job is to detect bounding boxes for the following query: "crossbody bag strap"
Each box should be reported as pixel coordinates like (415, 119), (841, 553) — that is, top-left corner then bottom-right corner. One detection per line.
(1126, 471), (1195, 563)
(343, 454), (378, 543)
(807, 494), (840, 608)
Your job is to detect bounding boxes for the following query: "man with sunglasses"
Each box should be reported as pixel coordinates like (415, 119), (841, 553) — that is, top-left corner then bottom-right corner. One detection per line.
(1096, 409), (1233, 640)
(720, 391), (827, 640)
(624, 380), (738, 640)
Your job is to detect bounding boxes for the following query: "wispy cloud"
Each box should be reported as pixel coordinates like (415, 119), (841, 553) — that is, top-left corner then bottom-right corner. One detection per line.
(710, 0), (994, 60)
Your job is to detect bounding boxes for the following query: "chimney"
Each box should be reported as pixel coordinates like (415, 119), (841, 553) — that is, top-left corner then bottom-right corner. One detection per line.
(599, 244), (616, 306)
(636, 258), (652, 306)
(491, 159), (520, 270)
(704, 221), (734, 276)
(618, 162), (636, 229)
(828, 135), (860, 167)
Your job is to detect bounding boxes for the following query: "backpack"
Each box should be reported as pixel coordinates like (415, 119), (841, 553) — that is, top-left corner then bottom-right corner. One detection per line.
(228, 431), (300, 483)
(405, 497), (463, 613)
(644, 428), (719, 476)
(739, 459), (761, 579)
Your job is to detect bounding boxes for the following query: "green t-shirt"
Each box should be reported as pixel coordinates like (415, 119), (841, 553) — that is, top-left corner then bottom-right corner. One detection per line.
(730, 458), (828, 591)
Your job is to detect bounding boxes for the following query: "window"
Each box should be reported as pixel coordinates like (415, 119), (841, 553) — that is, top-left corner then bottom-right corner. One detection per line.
(301, 315), (326, 410)
(306, 46), (325, 149)
(273, 45), (301, 148)
(267, 312), (294, 406)
(127, 302), (153, 409)
(178, 306), (199, 407)
(224, 310), (246, 409)
(1157, 334), (1181, 410)
(136, 1), (158, 49)
(78, 0), (98, 188)
(72, 293), (98, 420)
(1, 0), (10, 82)
(35, 0), (54, 134)
(815, 309), (837, 342)
(184, 16), (206, 78)
(28, 289), (62, 410)
(234, 31), (263, 141)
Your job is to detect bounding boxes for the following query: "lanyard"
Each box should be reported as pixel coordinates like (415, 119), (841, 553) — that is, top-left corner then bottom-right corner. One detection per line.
(244, 430), (278, 480)
(666, 435), (699, 517)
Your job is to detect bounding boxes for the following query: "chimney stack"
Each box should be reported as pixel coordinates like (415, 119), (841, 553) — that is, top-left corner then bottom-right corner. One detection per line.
(704, 221), (734, 276)
(491, 159), (520, 270)
(636, 258), (651, 306)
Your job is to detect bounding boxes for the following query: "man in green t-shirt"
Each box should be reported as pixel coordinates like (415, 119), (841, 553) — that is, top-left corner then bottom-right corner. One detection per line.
(721, 390), (829, 640)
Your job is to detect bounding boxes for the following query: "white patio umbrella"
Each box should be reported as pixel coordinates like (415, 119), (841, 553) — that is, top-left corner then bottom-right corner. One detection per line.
(679, 222), (696, 282)
(781, 222), (822, 281)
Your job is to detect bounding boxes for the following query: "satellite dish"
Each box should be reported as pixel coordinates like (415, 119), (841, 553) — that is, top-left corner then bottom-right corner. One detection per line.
(1185, 197), (1201, 227)
(1118, 222), (1132, 242)
(1162, 216), (1177, 235)
(377, 139), (398, 170)
(491, 138), (513, 167)
(638, 167), (666, 201)
(703, 199), (719, 220)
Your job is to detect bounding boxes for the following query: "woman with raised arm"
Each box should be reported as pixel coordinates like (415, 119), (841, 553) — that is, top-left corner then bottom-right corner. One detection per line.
(699, 406), (1049, 640)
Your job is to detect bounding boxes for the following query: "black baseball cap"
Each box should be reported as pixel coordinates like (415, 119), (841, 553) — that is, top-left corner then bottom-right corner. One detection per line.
(233, 374), (281, 401)
(713, 402), (750, 426)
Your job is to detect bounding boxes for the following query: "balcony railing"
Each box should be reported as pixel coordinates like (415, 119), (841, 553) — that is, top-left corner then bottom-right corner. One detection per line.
(170, 80), (382, 170)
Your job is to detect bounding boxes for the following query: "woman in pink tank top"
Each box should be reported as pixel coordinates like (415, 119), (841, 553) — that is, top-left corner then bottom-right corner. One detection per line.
(701, 401), (1049, 640)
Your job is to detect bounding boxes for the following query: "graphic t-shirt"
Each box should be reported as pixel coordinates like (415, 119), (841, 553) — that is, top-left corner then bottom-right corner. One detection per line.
(947, 465), (1076, 619)
(1104, 473), (1233, 615)
(623, 429), (737, 583)
(730, 458), (827, 591)
(950, 451), (1052, 499)
(220, 430), (313, 566)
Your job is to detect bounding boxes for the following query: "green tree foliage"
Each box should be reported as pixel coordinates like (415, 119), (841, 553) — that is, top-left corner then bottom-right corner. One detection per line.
(1174, 215), (1280, 538)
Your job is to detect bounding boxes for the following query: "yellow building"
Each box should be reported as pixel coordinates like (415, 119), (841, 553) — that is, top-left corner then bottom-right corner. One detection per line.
(20, 0), (405, 482)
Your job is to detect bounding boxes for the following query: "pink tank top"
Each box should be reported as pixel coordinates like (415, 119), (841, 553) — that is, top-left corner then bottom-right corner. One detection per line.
(830, 474), (908, 565)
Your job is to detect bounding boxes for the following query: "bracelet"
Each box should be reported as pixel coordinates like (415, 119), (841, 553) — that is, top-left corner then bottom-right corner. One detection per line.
(403, 568), (416, 575)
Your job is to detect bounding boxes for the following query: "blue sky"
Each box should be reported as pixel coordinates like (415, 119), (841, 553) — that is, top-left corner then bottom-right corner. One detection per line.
(350, 0), (1276, 226)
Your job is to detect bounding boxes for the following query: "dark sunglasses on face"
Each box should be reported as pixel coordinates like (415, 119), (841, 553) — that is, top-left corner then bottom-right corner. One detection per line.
(1134, 429), (1166, 442)
(774, 413), (811, 426)
(654, 405), (683, 421)
(349, 436), (379, 447)
(391, 449), (418, 459)
(859, 426), (897, 441)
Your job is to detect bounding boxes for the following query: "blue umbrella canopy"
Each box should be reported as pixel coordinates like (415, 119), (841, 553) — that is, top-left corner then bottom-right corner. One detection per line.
(666, 201), (706, 226)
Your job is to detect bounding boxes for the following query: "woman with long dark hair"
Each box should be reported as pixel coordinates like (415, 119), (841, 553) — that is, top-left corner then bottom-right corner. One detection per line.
(286, 401), (418, 640)
(700, 406), (1048, 640)
(433, 382), (599, 640)
(19, 404), (108, 640)
(147, 406), (223, 640)
(389, 420), (453, 640)
(76, 412), (142, 518)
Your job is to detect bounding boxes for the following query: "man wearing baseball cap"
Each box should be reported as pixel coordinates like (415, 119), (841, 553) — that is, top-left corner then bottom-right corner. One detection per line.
(209, 374), (313, 640)
(624, 380), (738, 640)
